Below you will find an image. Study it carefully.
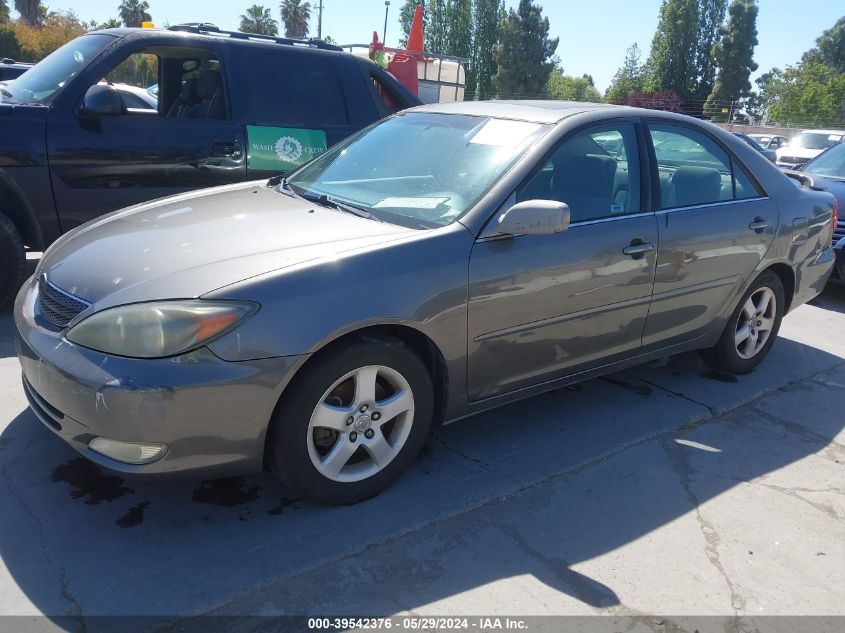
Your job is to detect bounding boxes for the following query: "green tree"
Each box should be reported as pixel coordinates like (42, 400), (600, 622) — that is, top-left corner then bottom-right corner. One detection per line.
(0, 26), (21, 57)
(117, 0), (151, 27)
(704, 0), (758, 121)
(14, 0), (41, 26)
(802, 15), (845, 73)
(425, 0), (447, 52)
(766, 62), (845, 126)
(644, 0), (726, 104)
(548, 72), (601, 102)
(605, 43), (644, 103)
(0, 0), (10, 24)
(492, 0), (558, 98)
(445, 0), (472, 59)
(91, 18), (123, 30)
(240, 5), (278, 35)
(280, 0), (310, 38)
(398, 0), (421, 47)
(470, 0), (503, 99)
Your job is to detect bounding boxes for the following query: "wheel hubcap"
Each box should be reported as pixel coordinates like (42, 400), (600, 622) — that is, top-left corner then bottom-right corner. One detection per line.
(307, 365), (415, 483)
(735, 287), (776, 360)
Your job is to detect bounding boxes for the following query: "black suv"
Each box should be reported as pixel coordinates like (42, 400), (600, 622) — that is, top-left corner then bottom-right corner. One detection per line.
(0, 24), (419, 304)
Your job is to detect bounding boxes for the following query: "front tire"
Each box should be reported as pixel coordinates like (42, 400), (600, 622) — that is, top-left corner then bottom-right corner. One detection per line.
(267, 335), (434, 505)
(0, 211), (25, 308)
(702, 270), (784, 374)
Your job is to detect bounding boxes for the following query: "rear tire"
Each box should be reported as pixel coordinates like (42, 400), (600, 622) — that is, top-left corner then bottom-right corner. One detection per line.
(267, 335), (434, 505)
(0, 211), (25, 308)
(702, 270), (784, 374)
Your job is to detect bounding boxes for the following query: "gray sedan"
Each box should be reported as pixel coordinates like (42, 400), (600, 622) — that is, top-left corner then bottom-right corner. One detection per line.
(14, 101), (837, 504)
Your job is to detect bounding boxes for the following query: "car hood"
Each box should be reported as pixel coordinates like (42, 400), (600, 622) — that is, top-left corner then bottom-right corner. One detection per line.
(40, 181), (415, 309)
(778, 147), (823, 160)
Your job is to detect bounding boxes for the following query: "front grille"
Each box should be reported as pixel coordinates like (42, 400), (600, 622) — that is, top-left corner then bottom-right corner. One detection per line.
(834, 218), (845, 245)
(37, 276), (90, 328)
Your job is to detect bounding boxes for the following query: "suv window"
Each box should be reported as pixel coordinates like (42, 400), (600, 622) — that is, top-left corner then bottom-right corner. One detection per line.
(100, 48), (228, 120)
(518, 123), (641, 223)
(248, 52), (349, 127)
(649, 124), (760, 208)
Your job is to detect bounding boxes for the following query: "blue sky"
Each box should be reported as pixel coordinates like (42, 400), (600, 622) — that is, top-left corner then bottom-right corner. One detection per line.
(13, 0), (844, 92)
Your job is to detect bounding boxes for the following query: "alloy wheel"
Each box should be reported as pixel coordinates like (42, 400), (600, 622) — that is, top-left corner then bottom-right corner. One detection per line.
(735, 287), (776, 360)
(307, 365), (415, 483)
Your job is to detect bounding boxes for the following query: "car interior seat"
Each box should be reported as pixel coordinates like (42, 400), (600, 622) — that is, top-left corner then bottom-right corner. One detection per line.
(551, 154), (618, 221)
(665, 166), (722, 208)
(167, 77), (198, 118)
(186, 70), (225, 120)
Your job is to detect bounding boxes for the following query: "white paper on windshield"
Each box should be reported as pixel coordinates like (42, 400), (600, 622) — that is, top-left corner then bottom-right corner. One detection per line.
(374, 197), (449, 209)
(467, 119), (543, 148)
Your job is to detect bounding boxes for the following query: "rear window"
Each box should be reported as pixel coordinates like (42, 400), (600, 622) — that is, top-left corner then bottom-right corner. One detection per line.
(248, 52), (349, 128)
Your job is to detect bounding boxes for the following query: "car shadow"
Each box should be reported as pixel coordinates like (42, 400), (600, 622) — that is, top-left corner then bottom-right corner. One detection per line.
(0, 256), (37, 360)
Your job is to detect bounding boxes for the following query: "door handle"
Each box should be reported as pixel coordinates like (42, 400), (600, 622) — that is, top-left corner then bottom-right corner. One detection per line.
(210, 141), (238, 156)
(749, 217), (771, 233)
(623, 240), (656, 259)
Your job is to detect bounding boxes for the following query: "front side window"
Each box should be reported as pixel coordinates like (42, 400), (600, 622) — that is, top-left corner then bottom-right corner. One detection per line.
(518, 123), (641, 223)
(97, 49), (227, 119)
(0, 34), (113, 105)
(650, 124), (760, 208)
(286, 113), (549, 229)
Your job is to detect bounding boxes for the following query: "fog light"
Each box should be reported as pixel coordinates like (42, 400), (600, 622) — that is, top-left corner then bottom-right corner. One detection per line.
(88, 438), (168, 465)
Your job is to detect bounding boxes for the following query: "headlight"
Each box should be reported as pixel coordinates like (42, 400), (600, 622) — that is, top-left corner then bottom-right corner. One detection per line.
(66, 300), (257, 358)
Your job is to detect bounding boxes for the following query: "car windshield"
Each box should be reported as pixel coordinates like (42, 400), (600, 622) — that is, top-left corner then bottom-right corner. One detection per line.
(804, 143), (845, 180)
(0, 34), (113, 105)
(749, 135), (770, 146)
(789, 132), (843, 150)
(285, 112), (550, 229)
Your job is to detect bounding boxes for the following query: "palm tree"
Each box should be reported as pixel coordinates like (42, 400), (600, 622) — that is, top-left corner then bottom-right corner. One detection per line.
(14, 0), (41, 26)
(280, 0), (310, 38)
(240, 5), (278, 35)
(118, 0), (151, 28)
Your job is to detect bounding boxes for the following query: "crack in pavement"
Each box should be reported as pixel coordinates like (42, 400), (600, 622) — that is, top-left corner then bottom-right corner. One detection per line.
(660, 436), (748, 615)
(0, 459), (86, 630)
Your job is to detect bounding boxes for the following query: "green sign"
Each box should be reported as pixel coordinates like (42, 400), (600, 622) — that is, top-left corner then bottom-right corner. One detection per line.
(246, 126), (328, 171)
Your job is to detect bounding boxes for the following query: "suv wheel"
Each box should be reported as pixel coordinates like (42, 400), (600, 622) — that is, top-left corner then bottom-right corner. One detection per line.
(267, 335), (434, 505)
(702, 270), (784, 374)
(0, 211), (25, 308)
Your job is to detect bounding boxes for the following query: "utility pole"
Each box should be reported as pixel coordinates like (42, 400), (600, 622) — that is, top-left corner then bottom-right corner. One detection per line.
(317, 0), (324, 39)
(383, 1), (390, 44)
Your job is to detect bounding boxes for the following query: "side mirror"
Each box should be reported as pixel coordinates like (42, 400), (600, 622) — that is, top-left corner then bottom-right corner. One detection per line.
(496, 200), (570, 236)
(80, 84), (124, 117)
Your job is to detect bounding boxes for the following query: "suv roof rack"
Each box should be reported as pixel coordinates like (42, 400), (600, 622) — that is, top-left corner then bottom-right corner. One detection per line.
(168, 23), (342, 51)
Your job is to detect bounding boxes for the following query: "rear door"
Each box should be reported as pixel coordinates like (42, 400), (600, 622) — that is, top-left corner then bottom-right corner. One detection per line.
(237, 47), (357, 180)
(46, 41), (245, 232)
(641, 121), (775, 350)
(467, 120), (658, 401)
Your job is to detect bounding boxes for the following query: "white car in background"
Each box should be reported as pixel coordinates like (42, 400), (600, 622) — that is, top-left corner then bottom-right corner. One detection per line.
(776, 129), (845, 169)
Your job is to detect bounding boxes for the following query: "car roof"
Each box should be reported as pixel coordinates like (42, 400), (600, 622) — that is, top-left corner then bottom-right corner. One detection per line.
(802, 129), (845, 135)
(410, 100), (713, 126)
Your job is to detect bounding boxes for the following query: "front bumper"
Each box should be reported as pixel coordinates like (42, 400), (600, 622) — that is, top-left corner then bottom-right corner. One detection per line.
(14, 277), (302, 476)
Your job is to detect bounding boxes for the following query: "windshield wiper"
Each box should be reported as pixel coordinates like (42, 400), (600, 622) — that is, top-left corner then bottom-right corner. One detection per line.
(303, 193), (382, 222)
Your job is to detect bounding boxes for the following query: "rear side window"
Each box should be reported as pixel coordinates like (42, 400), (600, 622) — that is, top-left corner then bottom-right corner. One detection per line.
(649, 124), (761, 208)
(248, 52), (349, 127)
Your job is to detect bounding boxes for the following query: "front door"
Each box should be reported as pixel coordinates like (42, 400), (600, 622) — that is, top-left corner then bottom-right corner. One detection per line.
(641, 122), (776, 350)
(47, 45), (246, 232)
(467, 122), (658, 402)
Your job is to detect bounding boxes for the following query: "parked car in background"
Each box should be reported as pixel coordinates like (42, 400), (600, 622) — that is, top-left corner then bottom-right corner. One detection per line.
(800, 142), (845, 283)
(0, 23), (420, 306)
(734, 132), (777, 163)
(776, 129), (845, 169)
(0, 58), (32, 82)
(110, 82), (158, 111)
(747, 133), (788, 151)
(15, 102), (836, 504)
